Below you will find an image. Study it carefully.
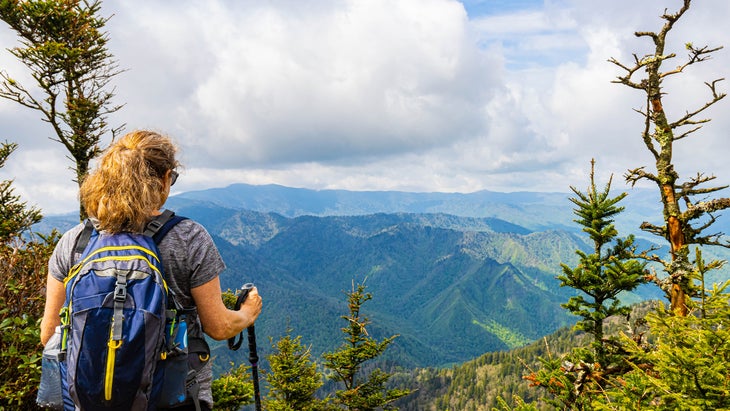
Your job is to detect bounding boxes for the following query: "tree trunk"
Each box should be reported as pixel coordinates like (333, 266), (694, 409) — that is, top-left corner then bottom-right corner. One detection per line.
(662, 186), (686, 315)
(650, 48), (689, 314)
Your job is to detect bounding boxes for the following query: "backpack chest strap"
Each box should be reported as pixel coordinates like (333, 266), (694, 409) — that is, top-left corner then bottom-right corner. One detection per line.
(112, 273), (128, 341)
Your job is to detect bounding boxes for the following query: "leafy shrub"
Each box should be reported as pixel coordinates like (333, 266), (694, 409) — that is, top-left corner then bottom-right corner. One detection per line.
(212, 361), (254, 411)
(0, 233), (59, 409)
(0, 141), (59, 409)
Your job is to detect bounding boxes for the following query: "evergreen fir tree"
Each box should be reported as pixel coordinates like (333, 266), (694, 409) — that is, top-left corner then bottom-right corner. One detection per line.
(558, 159), (647, 364)
(0, 0), (123, 220)
(265, 328), (331, 411)
(322, 281), (411, 410)
(0, 141), (41, 241)
(525, 160), (647, 409)
(211, 362), (254, 411)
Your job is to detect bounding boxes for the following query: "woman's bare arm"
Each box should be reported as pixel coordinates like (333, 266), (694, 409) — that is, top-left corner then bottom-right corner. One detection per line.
(192, 276), (262, 340)
(40, 274), (65, 345)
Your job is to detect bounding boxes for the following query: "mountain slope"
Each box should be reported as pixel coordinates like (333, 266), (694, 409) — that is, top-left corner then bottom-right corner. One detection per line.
(163, 203), (583, 367)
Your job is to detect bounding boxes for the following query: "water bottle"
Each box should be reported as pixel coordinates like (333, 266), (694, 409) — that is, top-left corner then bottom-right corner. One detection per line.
(175, 315), (188, 350)
(37, 326), (63, 410)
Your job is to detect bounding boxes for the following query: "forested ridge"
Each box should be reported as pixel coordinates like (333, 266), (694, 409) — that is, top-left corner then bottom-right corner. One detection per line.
(394, 326), (585, 411)
(393, 302), (657, 411)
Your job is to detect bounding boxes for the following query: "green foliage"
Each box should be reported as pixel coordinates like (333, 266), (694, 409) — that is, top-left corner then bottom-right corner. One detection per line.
(322, 281), (411, 410)
(221, 289), (238, 309)
(0, 142), (41, 241)
(558, 160), (647, 363)
(597, 256), (730, 410)
(0, 0), (123, 219)
(211, 362), (255, 411)
(521, 163), (730, 411)
(265, 329), (331, 411)
(520, 162), (648, 409)
(0, 141), (58, 409)
(494, 395), (538, 411)
(0, 312), (43, 409)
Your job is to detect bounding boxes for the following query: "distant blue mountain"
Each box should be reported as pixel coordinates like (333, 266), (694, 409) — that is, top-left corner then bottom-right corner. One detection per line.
(163, 204), (586, 367)
(170, 183), (576, 229)
(41, 183), (672, 236)
(168, 183), (690, 239)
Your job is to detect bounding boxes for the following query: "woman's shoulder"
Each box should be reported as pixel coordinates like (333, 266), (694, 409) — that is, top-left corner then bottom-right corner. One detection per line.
(58, 221), (88, 248)
(171, 216), (207, 232)
(67, 221), (87, 235)
(158, 215), (224, 268)
(163, 216), (215, 243)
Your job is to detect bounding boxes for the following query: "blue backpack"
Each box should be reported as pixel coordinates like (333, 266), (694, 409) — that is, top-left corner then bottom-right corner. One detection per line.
(59, 211), (207, 411)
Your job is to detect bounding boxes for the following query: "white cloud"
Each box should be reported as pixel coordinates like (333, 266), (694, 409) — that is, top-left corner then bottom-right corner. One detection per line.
(0, 0), (728, 215)
(0, 148), (78, 215)
(460, 0), (730, 192)
(105, 0), (501, 168)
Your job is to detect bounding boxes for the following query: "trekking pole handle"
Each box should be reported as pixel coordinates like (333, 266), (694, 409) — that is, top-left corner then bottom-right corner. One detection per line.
(227, 283), (255, 351)
(235, 283), (255, 310)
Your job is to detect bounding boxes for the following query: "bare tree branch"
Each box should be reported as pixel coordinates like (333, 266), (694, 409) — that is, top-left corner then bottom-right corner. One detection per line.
(660, 45), (723, 79)
(639, 221), (666, 238)
(681, 198), (730, 223)
(669, 79), (726, 132)
(625, 167), (659, 186)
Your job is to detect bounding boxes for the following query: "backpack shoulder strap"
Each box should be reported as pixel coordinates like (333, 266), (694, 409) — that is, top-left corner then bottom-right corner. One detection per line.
(144, 209), (189, 245)
(73, 219), (96, 256)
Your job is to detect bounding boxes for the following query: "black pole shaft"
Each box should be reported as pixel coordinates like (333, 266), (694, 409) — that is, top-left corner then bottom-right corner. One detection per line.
(247, 325), (261, 411)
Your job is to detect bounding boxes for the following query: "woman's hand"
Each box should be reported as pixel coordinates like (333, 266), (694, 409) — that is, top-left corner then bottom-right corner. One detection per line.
(193, 277), (263, 340)
(238, 286), (262, 329)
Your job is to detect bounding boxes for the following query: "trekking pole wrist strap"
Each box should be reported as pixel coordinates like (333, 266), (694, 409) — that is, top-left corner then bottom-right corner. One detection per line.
(227, 283), (254, 351)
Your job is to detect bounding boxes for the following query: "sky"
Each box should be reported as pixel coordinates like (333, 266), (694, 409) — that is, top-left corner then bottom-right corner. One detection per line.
(1, 0), (728, 215)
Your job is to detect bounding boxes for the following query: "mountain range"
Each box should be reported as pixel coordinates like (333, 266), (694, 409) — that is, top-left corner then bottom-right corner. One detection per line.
(169, 183), (667, 235)
(38, 183), (710, 368)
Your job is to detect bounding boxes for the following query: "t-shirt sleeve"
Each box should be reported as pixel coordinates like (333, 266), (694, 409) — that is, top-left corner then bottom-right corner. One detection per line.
(48, 223), (86, 282)
(185, 221), (226, 288)
(158, 219), (226, 295)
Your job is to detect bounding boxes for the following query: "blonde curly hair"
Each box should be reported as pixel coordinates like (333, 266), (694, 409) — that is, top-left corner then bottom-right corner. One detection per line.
(80, 130), (179, 233)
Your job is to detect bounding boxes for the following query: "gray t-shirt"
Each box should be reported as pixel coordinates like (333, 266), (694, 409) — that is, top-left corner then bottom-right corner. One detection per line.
(48, 218), (226, 408)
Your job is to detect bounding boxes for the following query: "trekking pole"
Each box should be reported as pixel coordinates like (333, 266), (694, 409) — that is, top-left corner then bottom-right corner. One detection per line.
(247, 318), (261, 411)
(227, 283), (261, 411)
